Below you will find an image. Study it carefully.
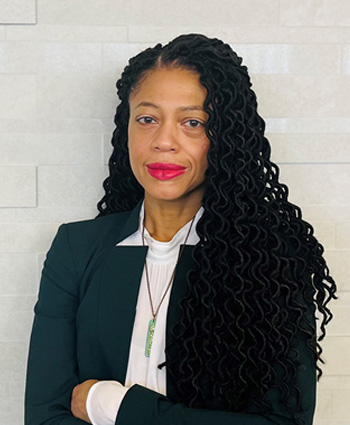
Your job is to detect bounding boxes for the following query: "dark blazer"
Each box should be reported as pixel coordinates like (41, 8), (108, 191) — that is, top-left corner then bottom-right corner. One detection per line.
(25, 201), (316, 425)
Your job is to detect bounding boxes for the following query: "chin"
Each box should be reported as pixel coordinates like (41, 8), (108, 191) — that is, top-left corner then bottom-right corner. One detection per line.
(147, 193), (187, 203)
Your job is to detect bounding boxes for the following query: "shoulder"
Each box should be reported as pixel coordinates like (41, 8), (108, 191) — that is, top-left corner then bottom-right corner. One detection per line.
(36, 210), (136, 312)
(62, 210), (131, 242)
(61, 210), (132, 253)
(53, 210), (133, 277)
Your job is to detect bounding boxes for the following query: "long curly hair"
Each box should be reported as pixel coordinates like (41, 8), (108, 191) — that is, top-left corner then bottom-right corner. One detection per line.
(97, 34), (336, 420)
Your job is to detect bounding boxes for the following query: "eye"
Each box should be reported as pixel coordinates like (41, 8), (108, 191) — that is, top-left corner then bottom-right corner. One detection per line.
(137, 116), (157, 125)
(184, 119), (204, 128)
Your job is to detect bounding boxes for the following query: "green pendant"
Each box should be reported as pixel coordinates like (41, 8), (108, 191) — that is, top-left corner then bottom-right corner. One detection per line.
(145, 319), (156, 357)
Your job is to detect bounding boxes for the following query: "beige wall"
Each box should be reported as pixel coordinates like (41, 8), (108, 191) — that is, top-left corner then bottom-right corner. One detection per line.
(0, 1), (349, 424)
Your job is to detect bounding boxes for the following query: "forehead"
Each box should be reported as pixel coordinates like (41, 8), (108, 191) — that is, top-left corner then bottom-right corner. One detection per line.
(129, 67), (207, 106)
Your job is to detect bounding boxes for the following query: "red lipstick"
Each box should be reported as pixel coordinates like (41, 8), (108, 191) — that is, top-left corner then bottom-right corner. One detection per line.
(147, 163), (186, 180)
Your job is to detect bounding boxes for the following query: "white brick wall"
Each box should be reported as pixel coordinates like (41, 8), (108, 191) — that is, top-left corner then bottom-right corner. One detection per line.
(0, 0), (36, 24)
(0, 1), (349, 424)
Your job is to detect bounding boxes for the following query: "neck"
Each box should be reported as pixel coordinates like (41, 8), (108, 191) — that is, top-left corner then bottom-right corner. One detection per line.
(143, 196), (202, 242)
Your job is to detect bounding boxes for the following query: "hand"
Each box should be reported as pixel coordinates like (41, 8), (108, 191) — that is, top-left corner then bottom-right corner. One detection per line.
(71, 379), (99, 423)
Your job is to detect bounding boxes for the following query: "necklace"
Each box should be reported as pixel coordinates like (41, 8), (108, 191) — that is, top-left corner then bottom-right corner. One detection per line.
(141, 214), (196, 357)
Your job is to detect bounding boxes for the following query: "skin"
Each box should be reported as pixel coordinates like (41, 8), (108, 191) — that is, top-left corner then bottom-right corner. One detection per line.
(128, 66), (210, 241)
(71, 66), (210, 421)
(71, 379), (98, 423)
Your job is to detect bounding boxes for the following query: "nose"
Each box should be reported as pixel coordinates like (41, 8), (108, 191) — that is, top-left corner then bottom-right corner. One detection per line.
(151, 121), (179, 152)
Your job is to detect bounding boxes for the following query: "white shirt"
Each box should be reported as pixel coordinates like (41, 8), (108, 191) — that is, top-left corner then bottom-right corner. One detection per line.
(86, 203), (203, 425)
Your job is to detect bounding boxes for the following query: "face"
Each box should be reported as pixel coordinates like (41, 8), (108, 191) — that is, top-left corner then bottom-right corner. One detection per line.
(128, 67), (210, 206)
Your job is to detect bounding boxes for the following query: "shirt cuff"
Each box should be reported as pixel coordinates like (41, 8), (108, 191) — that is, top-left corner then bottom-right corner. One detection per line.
(86, 380), (129, 425)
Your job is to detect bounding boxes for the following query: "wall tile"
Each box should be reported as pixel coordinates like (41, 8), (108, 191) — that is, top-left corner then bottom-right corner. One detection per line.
(336, 222), (350, 249)
(0, 42), (103, 75)
(280, 0), (350, 27)
(0, 134), (103, 165)
(0, 341), (28, 416)
(333, 292), (350, 307)
(279, 164), (350, 206)
(0, 206), (96, 223)
(0, 166), (36, 207)
(266, 118), (350, 134)
(0, 382), (9, 398)
(0, 342), (28, 380)
(0, 254), (37, 294)
(0, 223), (60, 253)
(269, 134), (350, 163)
(0, 26), (5, 40)
(235, 44), (341, 75)
(0, 76), (36, 119)
(0, 310), (33, 341)
(342, 45), (350, 74)
(9, 376), (25, 398)
(305, 221), (336, 250)
(0, 41), (41, 74)
(314, 391), (332, 423)
(128, 26), (218, 44)
(301, 205), (350, 222)
(0, 397), (23, 425)
(6, 24), (127, 42)
(315, 422), (349, 425)
(129, 25), (350, 44)
(102, 43), (152, 74)
(322, 336), (350, 375)
(40, 43), (102, 75)
(318, 375), (350, 390)
(36, 75), (116, 118)
(324, 252), (350, 292)
(1, 295), (37, 311)
(38, 165), (108, 207)
(254, 76), (350, 118)
(37, 0), (279, 26)
(331, 390), (350, 421)
(0, 342), (27, 420)
(0, 0), (36, 24)
(0, 118), (114, 135)
(327, 306), (350, 336)
(0, 42), (38, 73)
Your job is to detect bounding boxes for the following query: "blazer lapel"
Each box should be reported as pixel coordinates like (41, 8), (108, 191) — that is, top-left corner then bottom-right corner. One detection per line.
(113, 199), (143, 245)
(97, 200), (148, 384)
(98, 245), (147, 384)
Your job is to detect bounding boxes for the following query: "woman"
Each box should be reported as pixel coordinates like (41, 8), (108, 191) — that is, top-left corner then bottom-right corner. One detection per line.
(25, 34), (337, 425)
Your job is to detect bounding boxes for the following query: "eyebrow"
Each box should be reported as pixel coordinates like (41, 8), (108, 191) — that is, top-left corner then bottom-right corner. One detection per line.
(134, 101), (204, 112)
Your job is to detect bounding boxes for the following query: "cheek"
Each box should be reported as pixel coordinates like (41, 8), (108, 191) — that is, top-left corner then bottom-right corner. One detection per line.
(129, 143), (144, 163)
(198, 141), (210, 170)
(127, 132), (141, 161)
(128, 126), (147, 159)
(127, 139), (140, 174)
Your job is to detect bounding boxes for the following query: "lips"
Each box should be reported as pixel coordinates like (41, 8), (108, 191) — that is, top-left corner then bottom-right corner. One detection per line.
(147, 162), (186, 180)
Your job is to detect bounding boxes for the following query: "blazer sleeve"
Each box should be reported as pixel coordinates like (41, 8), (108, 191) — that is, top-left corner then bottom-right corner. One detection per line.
(25, 224), (85, 425)
(115, 283), (316, 425)
(115, 325), (316, 425)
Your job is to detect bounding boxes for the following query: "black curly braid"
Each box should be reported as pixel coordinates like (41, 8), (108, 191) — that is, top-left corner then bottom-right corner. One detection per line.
(96, 34), (337, 421)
